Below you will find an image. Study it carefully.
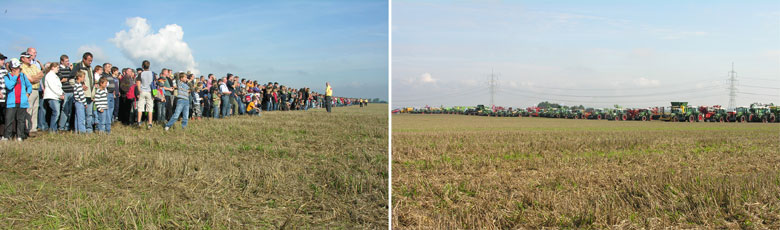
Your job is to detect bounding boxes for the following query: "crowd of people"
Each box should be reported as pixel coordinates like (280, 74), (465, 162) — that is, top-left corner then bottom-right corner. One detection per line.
(0, 48), (371, 141)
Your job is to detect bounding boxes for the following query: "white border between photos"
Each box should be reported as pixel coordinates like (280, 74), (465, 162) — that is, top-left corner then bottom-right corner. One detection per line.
(387, 0), (393, 229)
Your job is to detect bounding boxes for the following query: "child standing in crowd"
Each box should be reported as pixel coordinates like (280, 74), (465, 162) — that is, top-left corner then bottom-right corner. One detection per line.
(211, 83), (221, 118)
(154, 77), (167, 122)
(3, 58), (32, 141)
(73, 71), (87, 133)
(94, 78), (109, 133)
(192, 82), (203, 120)
(165, 73), (190, 130)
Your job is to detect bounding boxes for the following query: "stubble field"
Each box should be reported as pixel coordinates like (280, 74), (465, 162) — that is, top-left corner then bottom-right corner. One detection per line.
(392, 114), (780, 229)
(0, 104), (388, 229)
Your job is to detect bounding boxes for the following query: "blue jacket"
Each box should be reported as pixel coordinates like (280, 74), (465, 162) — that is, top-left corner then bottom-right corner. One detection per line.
(5, 72), (33, 108)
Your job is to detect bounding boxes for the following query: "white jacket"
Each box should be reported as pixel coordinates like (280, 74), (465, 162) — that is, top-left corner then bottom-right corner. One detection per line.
(43, 71), (63, 100)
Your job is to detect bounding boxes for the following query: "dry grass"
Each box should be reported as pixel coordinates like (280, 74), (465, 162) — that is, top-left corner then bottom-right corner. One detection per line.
(0, 104), (388, 229)
(392, 114), (780, 229)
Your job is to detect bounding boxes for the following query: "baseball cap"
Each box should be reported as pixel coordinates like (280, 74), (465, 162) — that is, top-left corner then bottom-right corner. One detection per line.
(0, 52), (6, 60)
(9, 58), (21, 69)
(20, 52), (31, 58)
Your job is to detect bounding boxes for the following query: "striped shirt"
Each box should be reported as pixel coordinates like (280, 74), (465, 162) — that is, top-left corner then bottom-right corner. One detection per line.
(58, 64), (73, 93)
(0, 68), (6, 103)
(73, 83), (86, 104)
(176, 82), (190, 100)
(94, 88), (108, 110)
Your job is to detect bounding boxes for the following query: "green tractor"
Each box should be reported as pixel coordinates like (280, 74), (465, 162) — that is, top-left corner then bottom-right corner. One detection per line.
(727, 107), (749, 123)
(771, 106), (780, 123)
(747, 103), (773, 123)
(659, 102), (702, 122)
(586, 108), (605, 120)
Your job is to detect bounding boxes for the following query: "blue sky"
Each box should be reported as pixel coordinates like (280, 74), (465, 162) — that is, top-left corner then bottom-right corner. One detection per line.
(0, 0), (388, 100)
(393, 0), (779, 108)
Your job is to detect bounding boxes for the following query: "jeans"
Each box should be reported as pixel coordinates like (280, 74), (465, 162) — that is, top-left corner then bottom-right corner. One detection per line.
(266, 101), (272, 111)
(107, 93), (115, 123)
(59, 93), (74, 131)
(113, 93), (120, 121)
(274, 102), (279, 111)
(85, 98), (94, 133)
(212, 103), (220, 118)
(248, 108), (261, 117)
(166, 99), (190, 128)
(155, 101), (167, 122)
(304, 100), (309, 111)
(238, 98), (245, 115)
(220, 95), (230, 118)
(74, 101), (86, 133)
(38, 92), (47, 131)
(96, 109), (110, 133)
(46, 99), (61, 132)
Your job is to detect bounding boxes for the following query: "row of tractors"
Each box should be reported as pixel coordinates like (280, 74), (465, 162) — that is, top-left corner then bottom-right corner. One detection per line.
(394, 102), (779, 123)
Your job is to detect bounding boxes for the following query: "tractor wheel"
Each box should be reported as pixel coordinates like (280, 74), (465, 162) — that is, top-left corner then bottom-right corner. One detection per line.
(622, 114), (627, 121)
(740, 116), (746, 123)
(688, 115), (694, 122)
(719, 117), (724, 123)
(770, 114), (777, 123)
(762, 116), (768, 123)
(597, 115), (602, 120)
(641, 116), (647, 121)
(749, 114), (754, 122)
(672, 117), (678, 122)
(698, 114), (704, 122)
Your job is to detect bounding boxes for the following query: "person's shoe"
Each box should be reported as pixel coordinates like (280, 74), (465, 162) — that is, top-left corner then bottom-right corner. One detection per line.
(147, 124), (153, 129)
(1, 137), (7, 141)
(16, 138), (22, 142)
(164, 126), (169, 131)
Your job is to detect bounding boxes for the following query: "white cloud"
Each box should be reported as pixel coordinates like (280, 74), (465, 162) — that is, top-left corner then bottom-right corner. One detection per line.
(110, 17), (199, 74)
(420, 72), (437, 83)
(634, 77), (660, 86)
(77, 45), (107, 65)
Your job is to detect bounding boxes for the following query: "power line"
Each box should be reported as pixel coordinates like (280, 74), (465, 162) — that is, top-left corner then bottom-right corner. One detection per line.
(500, 85), (721, 98)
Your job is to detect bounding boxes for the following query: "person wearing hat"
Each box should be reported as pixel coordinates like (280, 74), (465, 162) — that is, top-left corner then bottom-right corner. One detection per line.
(20, 51), (43, 133)
(3, 58), (33, 141)
(0, 53), (7, 136)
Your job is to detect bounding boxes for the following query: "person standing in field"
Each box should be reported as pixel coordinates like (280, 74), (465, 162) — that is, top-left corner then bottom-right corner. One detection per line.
(42, 62), (63, 133)
(27, 48), (47, 133)
(325, 82), (332, 113)
(94, 78), (109, 133)
(164, 73), (191, 131)
(0, 53), (8, 137)
(72, 71), (87, 134)
(3, 58), (32, 141)
(20, 51), (43, 133)
(219, 77), (231, 118)
(136, 60), (154, 129)
(192, 82), (203, 120)
(71, 52), (95, 133)
(56, 55), (74, 132)
(118, 68), (135, 125)
(211, 81), (221, 118)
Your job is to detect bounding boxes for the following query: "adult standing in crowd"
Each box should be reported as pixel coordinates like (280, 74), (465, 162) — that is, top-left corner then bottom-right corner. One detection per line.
(325, 82), (332, 113)
(118, 67), (135, 124)
(20, 51), (43, 133)
(219, 77), (231, 118)
(43, 62), (63, 133)
(136, 60), (154, 129)
(71, 52), (95, 133)
(57, 55), (73, 132)
(3, 58), (32, 141)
